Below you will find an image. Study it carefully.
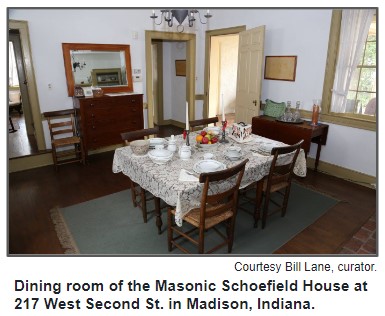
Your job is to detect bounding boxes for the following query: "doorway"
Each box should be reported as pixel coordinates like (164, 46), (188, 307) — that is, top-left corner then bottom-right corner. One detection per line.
(8, 30), (38, 158)
(208, 33), (239, 126)
(204, 26), (246, 124)
(145, 31), (196, 129)
(8, 20), (46, 159)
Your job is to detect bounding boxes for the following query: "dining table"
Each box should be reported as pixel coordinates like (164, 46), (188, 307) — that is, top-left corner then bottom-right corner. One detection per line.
(112, 132), (307, 233)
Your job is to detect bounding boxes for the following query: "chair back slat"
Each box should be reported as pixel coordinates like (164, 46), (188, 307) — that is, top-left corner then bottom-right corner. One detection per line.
(189, 117), (219, 130)
(121, 126), (160, 145)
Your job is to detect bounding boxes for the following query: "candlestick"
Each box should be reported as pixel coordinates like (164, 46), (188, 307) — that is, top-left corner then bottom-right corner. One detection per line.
(219, 120), (229, 143)
(185, 101), (189, 131)
(221, 93), (225, 122)
(185, 129), (190, 146)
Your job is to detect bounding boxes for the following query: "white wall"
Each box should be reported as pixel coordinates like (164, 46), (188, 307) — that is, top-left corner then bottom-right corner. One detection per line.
(9, 8), (376, 177)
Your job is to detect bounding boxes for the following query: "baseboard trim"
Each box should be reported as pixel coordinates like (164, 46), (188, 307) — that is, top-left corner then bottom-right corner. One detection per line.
(8, 144), (123, 173)
(9, 147), (376, 189)
(307, 158), (376, 188)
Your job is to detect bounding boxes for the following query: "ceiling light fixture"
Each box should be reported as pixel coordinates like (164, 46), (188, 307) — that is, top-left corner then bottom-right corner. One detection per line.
(150, 9), (212, 32)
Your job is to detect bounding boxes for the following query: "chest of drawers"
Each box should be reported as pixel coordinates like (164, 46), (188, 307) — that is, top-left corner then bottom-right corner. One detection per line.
(73, 94), (144, 159)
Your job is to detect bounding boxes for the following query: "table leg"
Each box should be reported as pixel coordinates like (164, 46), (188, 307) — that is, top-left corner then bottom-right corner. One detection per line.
(315, 137), (322, 172)
(154, 197), (162, 234)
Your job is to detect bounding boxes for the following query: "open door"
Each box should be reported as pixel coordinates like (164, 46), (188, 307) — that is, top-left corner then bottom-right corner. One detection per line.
(235, 26), (265, 124)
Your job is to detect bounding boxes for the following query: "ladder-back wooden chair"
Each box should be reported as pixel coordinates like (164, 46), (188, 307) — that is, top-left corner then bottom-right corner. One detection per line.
(121, 127), (164, 225)
(240, 140), (303, 229)
(168, 159), (248, 254)
(43, 109), (85, 170)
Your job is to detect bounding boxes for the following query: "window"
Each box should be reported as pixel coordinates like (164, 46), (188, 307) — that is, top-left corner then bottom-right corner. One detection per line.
(321, 10), (376, 131)
(9, 41), (19, 87)
(347, 15), (376, 116)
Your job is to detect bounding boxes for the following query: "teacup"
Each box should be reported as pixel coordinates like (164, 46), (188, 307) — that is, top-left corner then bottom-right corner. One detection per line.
(203, 153), (214, 160)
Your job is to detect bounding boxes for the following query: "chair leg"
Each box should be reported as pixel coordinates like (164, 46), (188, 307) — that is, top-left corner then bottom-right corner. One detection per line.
(51, 145), (58, 171)
(254, 181), (263, 228)
(140, 188), (148, 223)
(198, 226), (205, 254)
(167, 208), (173, 252)
(281, 185), (292, 217)
(227, 217), (235, 253)
(261, 191), (271, 229)
(129, 180), (138, 207)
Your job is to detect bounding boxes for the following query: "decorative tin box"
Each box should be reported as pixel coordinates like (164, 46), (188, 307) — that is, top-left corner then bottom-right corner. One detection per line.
(231, 122), (252, 142)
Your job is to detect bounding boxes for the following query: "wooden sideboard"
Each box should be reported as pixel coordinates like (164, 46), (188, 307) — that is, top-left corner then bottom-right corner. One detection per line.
(252, 115), (329, 170)
(73, 94), (144, 160)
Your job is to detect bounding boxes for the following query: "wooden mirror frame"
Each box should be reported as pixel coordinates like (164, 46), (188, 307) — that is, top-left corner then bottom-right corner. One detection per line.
(62, 43), (133, 96)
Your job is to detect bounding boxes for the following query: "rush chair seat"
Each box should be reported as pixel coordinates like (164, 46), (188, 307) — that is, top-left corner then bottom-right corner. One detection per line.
(121, 127), (167, 226)
(167, 159), (248, 254)
(189, 117), (219, 131)
(239, 140), (303, 229)
(43, 109), (85, 170)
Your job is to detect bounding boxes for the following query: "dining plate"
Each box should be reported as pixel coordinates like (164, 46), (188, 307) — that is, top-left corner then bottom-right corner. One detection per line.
(193, 160), (226, 174)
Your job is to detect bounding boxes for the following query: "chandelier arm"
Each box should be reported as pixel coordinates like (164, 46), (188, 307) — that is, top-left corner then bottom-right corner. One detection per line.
(196, 10), (208, 25)
(151, 11), (165, 26)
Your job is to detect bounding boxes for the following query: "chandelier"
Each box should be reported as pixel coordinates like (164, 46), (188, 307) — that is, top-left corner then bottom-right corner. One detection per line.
(150, 9), (212, 32)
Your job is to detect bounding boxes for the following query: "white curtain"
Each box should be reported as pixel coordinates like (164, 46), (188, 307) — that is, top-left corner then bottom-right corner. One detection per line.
(331, 9), (375, 113)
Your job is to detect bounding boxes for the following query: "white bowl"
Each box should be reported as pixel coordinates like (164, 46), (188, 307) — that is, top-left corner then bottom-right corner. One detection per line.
(204, 126), (221, 135)
(130, 139), (150, 155)
(196, 142), (219, 151)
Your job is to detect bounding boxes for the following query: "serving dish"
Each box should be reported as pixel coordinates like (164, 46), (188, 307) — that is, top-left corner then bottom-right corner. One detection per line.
(275, 118), (304, 124)
(149, 138), (165, 149)
(148, 148), (173, 164)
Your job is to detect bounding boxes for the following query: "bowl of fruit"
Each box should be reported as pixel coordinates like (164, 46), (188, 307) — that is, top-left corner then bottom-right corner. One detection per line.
(195, 130), (219, 150)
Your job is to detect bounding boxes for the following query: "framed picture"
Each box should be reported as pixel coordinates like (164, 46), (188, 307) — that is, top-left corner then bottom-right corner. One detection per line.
(264, 56), (297, 81)
(175, 60), (186, 77)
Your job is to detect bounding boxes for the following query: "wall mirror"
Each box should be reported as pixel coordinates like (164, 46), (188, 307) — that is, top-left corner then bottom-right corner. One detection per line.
(62, 43), (133, 96)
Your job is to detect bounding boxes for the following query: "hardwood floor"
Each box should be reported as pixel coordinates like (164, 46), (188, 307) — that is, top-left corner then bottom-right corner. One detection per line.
(8, 125), (377, 255)
(8, 112), (40, 158)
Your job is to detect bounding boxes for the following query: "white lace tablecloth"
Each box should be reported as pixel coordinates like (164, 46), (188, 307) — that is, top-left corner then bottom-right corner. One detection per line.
(112, 133), (307, 226)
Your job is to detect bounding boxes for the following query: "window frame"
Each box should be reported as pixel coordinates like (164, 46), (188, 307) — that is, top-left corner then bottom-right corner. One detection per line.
(319, 9), (376, 131)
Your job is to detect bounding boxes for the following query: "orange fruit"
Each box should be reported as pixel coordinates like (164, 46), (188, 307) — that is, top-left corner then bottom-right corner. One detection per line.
(196, 135), (203, 143)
